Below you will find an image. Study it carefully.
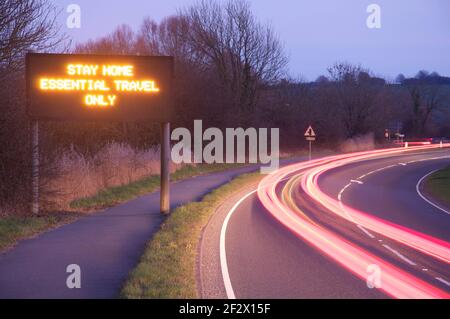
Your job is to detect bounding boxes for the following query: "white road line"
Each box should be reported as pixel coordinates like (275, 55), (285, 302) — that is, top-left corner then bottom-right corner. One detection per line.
(382, 244), (417, 266)
(220, 154), (450, 298)
(219, 174), (297, 299)
(416, 169), (450, 216)
(435, 277), (450, 287)
(337, 184), (375, 239)
(220, 189), (258, 299)
(357, 225), (375, 239)
(339, 156), (450, 281)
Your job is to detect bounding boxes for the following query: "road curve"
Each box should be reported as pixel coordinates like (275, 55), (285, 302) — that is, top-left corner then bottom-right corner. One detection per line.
(218, 145), (450, 299)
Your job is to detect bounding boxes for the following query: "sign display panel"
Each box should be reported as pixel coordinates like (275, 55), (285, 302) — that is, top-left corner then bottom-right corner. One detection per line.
(26, 53), (174, 121)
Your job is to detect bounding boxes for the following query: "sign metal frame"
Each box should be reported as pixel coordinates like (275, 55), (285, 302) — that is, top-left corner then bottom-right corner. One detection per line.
(26, 53), (174, 215)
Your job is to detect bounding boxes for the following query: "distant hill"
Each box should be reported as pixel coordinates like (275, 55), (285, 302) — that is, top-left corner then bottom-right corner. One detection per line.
(402, 75), (450, 86)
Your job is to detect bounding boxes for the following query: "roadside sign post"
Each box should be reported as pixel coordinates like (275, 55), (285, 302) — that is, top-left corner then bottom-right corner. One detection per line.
(304, 125), (316, 161)
(309, 138), (312, 161)
(160, 122), (170, 214)
(31, 120), (39, 214)
(26, 53), (174, 215)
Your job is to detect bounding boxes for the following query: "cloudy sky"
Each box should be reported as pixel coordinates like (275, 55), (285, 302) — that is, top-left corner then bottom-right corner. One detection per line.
(51, 0), (450, 81)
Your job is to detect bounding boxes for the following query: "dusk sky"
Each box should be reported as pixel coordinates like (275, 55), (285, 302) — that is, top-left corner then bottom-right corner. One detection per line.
(51, 0), (450, 81)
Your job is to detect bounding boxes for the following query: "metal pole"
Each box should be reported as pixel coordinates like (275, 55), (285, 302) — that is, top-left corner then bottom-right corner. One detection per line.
(309, 140), (312, 161)
(160, 122), (170, 214)
(31, 120), (39, 214)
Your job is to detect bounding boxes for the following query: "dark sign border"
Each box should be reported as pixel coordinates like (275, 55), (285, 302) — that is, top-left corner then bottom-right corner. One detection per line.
(26, 53), (174, 122)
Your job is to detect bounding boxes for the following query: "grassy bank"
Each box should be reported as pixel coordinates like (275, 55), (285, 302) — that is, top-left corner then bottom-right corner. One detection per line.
(121, 172), (261, 299)
(0, 212), (82, 252)
(70, 163), (245, 210)
(68, 148), (324, 211)
(424, 165), (450, 207)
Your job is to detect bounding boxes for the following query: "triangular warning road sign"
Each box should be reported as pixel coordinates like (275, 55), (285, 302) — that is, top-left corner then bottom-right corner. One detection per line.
(304, 125), (316, 137)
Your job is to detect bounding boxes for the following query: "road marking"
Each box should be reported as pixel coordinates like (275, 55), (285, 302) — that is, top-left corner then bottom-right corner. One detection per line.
(357, 225), (375, 239)
(338, 180), (375, 239)
(219, 174), (298, 299)
(220, 151), (450, 299)
(337, 183), (375, 239)
(220, 189), (258, 299)
(435, 277), (450, 287)
(338, 196), (376, 239)
(338, 155), (450, 275)
(382, 244), (417, 266)
(416, 169), (450, 216)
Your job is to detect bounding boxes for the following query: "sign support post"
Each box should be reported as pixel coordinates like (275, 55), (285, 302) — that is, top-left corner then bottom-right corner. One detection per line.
(304, 125), (316, 162)
(160, 122), (170, 214)
(31, 120), (39, 214)
(309, 139), (312, 161)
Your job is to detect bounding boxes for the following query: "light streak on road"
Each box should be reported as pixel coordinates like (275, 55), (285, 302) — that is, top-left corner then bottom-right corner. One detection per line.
(257, 144), (450, 299)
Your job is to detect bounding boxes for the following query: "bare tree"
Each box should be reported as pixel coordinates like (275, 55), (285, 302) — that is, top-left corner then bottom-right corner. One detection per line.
(75, 24), (136, 55)
(0, 0), (64, 213)
(136, 16), (194, 59)
(405, 80), (448, 135)
(0, 0), (63, 75)
(327, 62), (385, 138)
(180, 0), (287, 121)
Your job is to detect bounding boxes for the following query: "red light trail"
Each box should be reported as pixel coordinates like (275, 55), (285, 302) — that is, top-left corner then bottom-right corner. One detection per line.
(257, 144), (450, 298)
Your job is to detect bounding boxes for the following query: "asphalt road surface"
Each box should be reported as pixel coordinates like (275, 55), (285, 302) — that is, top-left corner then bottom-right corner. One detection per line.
(216, 146), (450, 298)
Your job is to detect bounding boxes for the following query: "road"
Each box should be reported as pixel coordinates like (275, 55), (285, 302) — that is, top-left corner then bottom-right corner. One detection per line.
(207, 145), (450, 299)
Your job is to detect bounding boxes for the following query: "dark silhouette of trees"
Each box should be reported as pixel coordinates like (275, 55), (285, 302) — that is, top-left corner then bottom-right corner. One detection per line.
(395, 73), (406, 84)
(403, 71), (450, 136)
(0, 0), (63, 212)
(0, 0), (63, 76)
(180, 0), (287, 121)
(326, 62), (386, 138)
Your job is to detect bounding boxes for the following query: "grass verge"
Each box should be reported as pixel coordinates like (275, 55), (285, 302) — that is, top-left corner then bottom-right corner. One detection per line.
(120, 172), (261, 298)
(69, 149), (326, 211)
(423, 165), (450, 208)
(0, 212), (83, 252)
(70, 163), (246, 210)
